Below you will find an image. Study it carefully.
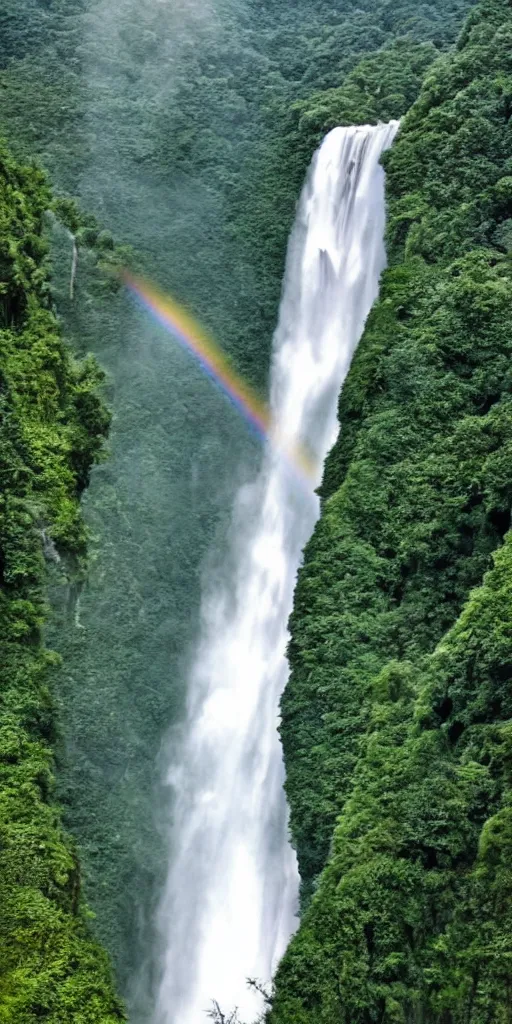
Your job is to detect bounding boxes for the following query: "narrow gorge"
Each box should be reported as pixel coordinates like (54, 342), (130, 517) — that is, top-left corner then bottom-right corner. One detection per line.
(1, 1), (511, 1023)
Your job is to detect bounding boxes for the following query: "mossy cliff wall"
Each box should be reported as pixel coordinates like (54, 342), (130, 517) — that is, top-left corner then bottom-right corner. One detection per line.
(0, 143), (124, 1022)
(273, 2), (512, 1021)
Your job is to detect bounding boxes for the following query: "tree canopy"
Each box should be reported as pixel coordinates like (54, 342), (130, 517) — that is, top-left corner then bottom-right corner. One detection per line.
(272, 2), (512, 1020)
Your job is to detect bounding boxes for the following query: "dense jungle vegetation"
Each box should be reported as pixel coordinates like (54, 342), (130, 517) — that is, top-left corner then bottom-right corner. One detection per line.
(272, 0), (512, 1020)
(0, 144), (123, 1020)
(0, 1), (476, 1017)
(5, 0), (512, 1021)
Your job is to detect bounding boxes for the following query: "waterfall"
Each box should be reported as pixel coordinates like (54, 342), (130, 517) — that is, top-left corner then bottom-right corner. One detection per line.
(152, 120), (399, 1024)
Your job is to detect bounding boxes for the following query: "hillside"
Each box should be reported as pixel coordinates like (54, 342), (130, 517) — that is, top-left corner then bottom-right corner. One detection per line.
(0, 0), (474, 1007)
(0, 143), (123, 1021)
(3, 0), (512, 1020)
(273, 1), (512, 1019)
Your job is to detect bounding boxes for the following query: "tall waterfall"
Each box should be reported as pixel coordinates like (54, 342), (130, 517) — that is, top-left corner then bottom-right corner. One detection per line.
(153, 121), (399, 1024)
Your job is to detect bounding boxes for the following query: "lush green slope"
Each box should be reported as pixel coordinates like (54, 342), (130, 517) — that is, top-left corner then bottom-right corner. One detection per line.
(0, 0), (473, 380)
(272, 0), (512, 1019)
(0, 144), (123, 1021)
(0, 1), (473, 1004)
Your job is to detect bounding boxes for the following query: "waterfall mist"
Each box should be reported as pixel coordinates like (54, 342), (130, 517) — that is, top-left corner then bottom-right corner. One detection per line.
(153, 121), (399, 1024)
(45, 1), (268, 1008)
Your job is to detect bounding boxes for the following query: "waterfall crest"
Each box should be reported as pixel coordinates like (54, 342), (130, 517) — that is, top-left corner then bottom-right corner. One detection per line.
(153, 120), (399, 1024)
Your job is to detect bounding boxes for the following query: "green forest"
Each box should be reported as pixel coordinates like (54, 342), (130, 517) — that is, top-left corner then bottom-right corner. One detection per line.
(1, 0), (512, 1021)
(0, 143), (123, 1020)
(274, 1), (512, 1020)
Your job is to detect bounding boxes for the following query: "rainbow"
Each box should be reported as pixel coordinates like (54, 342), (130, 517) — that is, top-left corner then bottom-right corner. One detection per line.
(122, 270), (315, 480)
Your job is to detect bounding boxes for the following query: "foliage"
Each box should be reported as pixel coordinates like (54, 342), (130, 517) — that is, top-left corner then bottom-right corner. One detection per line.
(272, 1), (512, 1020)
(0, 0), (473, 384)
(207, 979), (271, 1024)
(0, 0), (474, 1004)
(0, 140), (123, 1021)
(272, 538), (512, 1023)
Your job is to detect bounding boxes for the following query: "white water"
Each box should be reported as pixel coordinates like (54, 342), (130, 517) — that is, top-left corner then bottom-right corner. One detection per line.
(153, 121), (399, 1024)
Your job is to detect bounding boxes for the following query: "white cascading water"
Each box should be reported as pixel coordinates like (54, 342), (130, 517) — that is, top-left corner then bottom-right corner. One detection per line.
(153, 120), (399, 1024)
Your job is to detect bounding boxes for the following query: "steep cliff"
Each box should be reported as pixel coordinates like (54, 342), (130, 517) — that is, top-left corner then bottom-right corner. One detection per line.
(273, 1), (512, 1020)
(0, 142), (124, 1022)
(0, 0), (473, 996)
